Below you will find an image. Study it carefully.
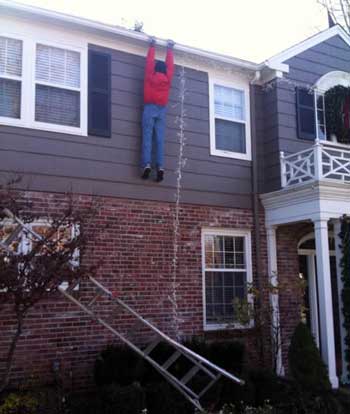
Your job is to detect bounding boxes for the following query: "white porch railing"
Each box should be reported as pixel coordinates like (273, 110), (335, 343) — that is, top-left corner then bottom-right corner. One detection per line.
(280, 139), (350, 187)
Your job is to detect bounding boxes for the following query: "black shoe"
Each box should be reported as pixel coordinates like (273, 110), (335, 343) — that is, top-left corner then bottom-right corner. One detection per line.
(142, 166), (151, 179)
(156, 169), (164, 182)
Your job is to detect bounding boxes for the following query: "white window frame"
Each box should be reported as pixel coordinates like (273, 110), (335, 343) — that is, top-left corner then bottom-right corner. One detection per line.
(209, 77), (252, 161)
(314, 90), (327, 141)
(0, 34), (24, 127)
(201, 228), (254, 331)
(0, 31), (87, 136)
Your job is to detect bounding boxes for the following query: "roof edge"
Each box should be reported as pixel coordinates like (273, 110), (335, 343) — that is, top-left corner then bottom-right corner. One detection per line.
(264, 24), (350, 72)
(0, 0), (259, 72)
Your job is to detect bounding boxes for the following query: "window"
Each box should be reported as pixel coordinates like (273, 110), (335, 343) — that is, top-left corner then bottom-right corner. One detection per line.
(202, 229), (253, 330)
(210, 80), (251, 160)
(35, 44), (81, 127)
(0, 33), (87, 135)
(296, 87), (327, 141)
(315, 92), (326, 140)
(0, 36), (22, 120)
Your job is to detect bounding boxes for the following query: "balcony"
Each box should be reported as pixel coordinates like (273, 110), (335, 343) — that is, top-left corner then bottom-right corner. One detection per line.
(280, 140), (350, 188)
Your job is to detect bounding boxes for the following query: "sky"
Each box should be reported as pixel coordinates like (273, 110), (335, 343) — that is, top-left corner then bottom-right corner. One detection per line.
(17, 0), (328, 63)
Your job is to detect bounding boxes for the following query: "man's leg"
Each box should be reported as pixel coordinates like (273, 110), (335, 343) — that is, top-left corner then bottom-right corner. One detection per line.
(141, 104), (155, 178)
(154, 106), (166, 181)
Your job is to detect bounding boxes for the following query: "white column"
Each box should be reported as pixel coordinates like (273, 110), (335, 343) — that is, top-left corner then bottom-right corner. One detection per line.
(334, 220), (349, 383)
(314, 139), (323, 181)
(266, 226), (284, 376)
(307, 254), (320, 349)
(314, 218), (339, 388)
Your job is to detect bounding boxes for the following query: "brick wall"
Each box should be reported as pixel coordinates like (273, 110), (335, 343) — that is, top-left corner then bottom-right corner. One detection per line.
(0, 191), (269, 391)
(276, 223), (312, 371)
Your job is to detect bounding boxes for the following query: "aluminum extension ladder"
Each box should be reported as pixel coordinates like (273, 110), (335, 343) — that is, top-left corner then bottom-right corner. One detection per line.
(0, 208), (244, 411)
(59, 276), (244, 411)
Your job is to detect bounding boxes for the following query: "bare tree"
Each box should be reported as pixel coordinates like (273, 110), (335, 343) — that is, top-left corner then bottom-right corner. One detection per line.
(318, 0), (350, 33)
(0, 185), (96, 393)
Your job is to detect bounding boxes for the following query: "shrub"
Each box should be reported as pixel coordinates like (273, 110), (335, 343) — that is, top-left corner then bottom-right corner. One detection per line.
(98, 383), (146, 414)
(145, 382), (192, 414)
(288, 322), (331, 391)
(0, 392), (39, 414)
(94, 345), (146, 386)
(94, 339), (245, 387)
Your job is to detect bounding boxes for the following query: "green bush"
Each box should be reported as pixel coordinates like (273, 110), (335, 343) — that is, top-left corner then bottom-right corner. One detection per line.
(97, 383), (146, 414)
(0, 393), (39, 414)
(94, 339), (245, 387)
(94, 345), (146, 386)
(288, 322), (331, 391)
(145, 382), (192, 414)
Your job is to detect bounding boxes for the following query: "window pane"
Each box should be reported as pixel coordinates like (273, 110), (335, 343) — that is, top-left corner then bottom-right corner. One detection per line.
(205, 235), (247, 270)
(225, 252), (235, 268)
(35, 85), (80, 127)
(215, 119), (246, 153)
(224, 236), (234, 252)
(36, 44), (80, 88)
(214, 85), (245, 121)
(205, 270), (247, 324)
(0, 78), (21, 118)
(0, 37), (22, 77)
(234, 272), (245, 286)
(235, 237), (244, 252)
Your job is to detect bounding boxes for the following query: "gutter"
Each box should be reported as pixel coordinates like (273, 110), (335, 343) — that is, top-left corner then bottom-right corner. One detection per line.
(0, 0), (259, 72)
(249, 72), (262, 292)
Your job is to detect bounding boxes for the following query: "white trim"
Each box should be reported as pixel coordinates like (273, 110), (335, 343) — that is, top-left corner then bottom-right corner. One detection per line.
(315, 70), (350, 93)
(209, 77), (252, 161)
(265, 25), (350, 72)
(0, 34), (23, 124)
(333, 219), (350, 384)
(201, 228), (253, 331)
(0, 25), (88, 136)
(261, 180), (350, 227)
(266, 226), (284, 376)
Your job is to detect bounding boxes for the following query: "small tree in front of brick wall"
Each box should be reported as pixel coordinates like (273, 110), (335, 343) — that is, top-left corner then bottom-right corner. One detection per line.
(0, 185), (96, 393)
(233, 277), (307, 373)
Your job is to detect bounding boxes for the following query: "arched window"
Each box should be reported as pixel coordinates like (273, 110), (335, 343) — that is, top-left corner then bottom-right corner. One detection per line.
(296, 71), (350, 143)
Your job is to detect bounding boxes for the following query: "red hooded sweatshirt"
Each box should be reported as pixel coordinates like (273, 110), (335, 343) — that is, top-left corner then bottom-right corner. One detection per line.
(144, 46), (174, 106)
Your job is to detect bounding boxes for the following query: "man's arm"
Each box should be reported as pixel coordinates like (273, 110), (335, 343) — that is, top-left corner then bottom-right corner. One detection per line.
(145, 37), (156, 80)
(166, 40), (175, 82)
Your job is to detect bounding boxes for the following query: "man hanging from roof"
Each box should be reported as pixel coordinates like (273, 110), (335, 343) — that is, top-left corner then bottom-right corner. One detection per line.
(141, 36), (175, 182)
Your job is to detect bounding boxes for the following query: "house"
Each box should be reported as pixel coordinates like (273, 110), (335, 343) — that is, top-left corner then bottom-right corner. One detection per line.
(1, 0), (350, 391)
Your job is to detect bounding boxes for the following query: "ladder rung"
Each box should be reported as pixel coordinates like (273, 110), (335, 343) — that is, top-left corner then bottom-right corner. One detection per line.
(162, 350), (181, 370)
(181, 365), (200, 385)
(198, 374), (221, 399)
(87, 293), (101, 308)
(143, 338), (160, 356)
(4, 224), (22, 245)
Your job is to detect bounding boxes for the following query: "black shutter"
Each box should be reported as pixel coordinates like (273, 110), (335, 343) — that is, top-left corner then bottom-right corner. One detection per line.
(88, 50), (111, 138)
(296, 87), (316, 140)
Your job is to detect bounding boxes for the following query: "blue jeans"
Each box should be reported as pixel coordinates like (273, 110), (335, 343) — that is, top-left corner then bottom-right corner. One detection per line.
(141, 104), (167, 169)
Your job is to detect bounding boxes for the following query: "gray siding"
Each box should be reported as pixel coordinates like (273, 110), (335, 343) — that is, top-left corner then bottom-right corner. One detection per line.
(0, 44), (253, 208)
(260, 34), (350, 193)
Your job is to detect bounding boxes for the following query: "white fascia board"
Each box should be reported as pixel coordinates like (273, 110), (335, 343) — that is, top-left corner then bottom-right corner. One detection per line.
(0, 0), (259, 73)
(263, 25), (350, 73)
(261, 181), (350, 227)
